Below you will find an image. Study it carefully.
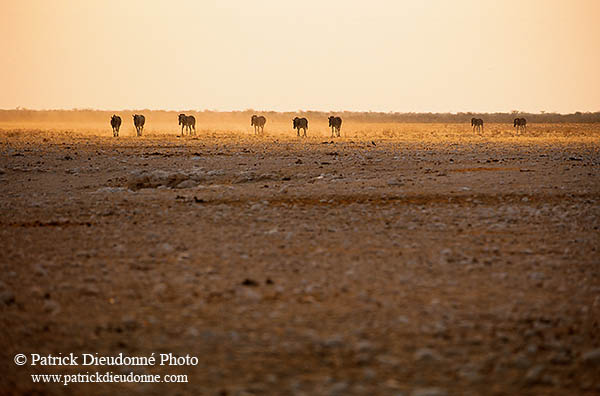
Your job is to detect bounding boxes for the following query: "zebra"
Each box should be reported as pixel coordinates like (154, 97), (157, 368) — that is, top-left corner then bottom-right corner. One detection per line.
(471, 118), (484, 133)
(293, 117), (308, 137)
(133, 114), (145, 136)
(328, 116), (342, 137)
(514, 117), (527, 133)
(251, 115), (266, 134)
(178, 114), (196, 136)
(110, 115), (121, 137)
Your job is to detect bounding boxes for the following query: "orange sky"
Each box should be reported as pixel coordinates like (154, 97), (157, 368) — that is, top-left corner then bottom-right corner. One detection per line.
(1, 0), (599, 113)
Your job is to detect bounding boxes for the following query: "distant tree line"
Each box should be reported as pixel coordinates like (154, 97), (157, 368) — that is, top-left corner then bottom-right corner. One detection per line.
(1, 109), (599, 123)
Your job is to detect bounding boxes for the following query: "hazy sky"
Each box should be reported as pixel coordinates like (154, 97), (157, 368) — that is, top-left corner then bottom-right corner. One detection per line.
(2, 0), (599, 113)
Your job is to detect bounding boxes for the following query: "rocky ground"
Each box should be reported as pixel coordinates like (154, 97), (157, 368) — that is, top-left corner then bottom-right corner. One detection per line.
(0, 124), (599, 395)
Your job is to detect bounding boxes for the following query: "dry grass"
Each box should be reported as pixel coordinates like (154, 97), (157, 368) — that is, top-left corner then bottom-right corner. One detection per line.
(1, 121), (599, 145)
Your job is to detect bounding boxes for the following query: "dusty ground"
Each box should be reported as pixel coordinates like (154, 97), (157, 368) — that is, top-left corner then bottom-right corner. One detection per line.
(1, 123), (599, 395)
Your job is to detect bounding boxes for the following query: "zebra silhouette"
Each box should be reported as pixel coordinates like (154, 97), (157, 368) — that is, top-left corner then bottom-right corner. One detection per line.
(251, 115), (266, 134)
(110, 115), (121, 137)
(471, 118), (484, 133)
(328, 116), (342, 137)
(514, 118), (526, 133)
(178, 114), (196, 136)
(293, 117), (308, 137)
(133, 114), (145, 136)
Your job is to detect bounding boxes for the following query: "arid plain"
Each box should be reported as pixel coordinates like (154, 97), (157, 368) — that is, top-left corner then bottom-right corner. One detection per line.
(1, 119), (599, 395)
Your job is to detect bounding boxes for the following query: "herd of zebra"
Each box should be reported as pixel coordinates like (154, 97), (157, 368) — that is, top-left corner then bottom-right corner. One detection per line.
(471, 117), (527, 133)
(109, 114), (527, 137)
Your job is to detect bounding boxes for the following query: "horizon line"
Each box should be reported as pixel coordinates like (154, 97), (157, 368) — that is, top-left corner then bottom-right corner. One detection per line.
(2, 108), (600, 116)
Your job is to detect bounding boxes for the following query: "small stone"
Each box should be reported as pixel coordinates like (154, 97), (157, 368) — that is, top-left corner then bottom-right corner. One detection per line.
(34, 265), (48, 277)
(153, 283), (167, 294)
(549, 351), (572, 365)
(528, 272), (545, 281)
(411, 387), (447, 396)
(458, 365), (481, 383)
(237, 287), (262, 302)
(377, 354), (401, 366)
(362, 368), (376, 380)
(160, 243), (174, 253)
(186, 327), (199, 337)
(355, 340), (375, 353)
(121, 315), (138, 330)
(414, 348), (442, 363)
(80, 285), (100, 296)
(384, 378), (401, 389)
(42, 300), (61, 315)
(175, 179), (197, 189)
(524, 364), (544, 385)
(512, 353), (532, 369)
(29, 286), (45, 298)
(1, 289), (15, 305)
(329, 382), (348, 394)
(582, 348), (600, 365)
(322, 336), (344, 348)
